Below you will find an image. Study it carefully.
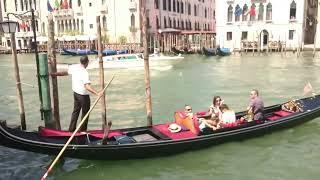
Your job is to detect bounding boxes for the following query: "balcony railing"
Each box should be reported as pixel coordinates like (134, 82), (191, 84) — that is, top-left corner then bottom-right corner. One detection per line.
(53, 9), (74, 18)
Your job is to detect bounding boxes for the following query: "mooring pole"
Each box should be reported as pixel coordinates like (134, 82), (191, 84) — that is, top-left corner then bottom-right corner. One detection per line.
(96, 16), (107, 129)
(39, 54), (55, 128)
(10, 33), (26, 130)
(47, 14), (61, 129)
(142, 7), (153, 126)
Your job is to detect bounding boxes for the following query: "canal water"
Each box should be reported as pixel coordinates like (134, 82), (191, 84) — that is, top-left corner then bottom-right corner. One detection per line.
(1, 52), (320, 179)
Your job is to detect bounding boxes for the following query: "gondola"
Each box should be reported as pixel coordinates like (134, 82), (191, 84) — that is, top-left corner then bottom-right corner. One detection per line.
(1, 95), (320, 160)
(202, 47), (216, 56)
(171, 47), (194, 54)
(216, 47), (231, 56)
(62, 48), (98, 56)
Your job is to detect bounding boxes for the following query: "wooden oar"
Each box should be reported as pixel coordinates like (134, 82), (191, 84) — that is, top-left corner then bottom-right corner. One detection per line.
(42, 74), (115, 180)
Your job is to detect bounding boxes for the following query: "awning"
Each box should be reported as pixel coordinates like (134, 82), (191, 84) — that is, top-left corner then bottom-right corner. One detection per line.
(158, 28), (181, 33)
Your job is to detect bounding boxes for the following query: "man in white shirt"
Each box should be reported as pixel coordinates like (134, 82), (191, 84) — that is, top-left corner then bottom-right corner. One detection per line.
(51, 56), (101, 131)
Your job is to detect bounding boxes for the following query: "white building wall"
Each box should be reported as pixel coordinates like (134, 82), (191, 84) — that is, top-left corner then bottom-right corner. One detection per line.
(216, 0), (305, 50)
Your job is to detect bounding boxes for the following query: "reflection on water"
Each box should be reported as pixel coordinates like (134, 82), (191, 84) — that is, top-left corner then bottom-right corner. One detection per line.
(1, 52), (320, 179)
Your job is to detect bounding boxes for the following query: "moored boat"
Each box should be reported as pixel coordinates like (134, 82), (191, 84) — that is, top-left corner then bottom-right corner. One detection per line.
(202, 47), (217, 56)
(1, 95), (320, 160)
(62, 48), (98, 56)
(217, 47), (231, 56)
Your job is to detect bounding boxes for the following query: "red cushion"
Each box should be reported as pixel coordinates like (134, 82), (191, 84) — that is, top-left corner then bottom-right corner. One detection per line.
(153, 123), (196, 140)
(267, 116), (281, 121)
(273, 110), (292, 117)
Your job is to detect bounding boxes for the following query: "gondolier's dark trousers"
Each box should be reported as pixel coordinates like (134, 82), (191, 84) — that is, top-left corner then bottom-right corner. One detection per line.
(69, 92), (90, 132)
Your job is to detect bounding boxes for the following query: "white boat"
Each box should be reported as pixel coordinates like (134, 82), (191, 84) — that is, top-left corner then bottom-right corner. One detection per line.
(87, 53), (183, 69)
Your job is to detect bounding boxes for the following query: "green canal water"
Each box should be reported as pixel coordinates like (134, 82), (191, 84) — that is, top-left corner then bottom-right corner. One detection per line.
(1, 52), (320, 179)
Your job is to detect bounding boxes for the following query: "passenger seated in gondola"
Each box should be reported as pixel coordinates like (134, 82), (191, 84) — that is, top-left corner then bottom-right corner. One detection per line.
(174, 105), (200, 135)
(216, 104), (236, 129)
(281, 100), (302, 113)
(246, 89), (264, 122)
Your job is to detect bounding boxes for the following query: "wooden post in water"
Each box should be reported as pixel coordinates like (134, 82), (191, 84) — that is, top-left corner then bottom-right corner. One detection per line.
(47, 14), (61, 129)
(10, 33), (26, 130)
(96, 16), (107, 128)
(142, 8), (153, 126)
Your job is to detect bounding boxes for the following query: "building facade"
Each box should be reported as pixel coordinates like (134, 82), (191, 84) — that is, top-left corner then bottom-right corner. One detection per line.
(215, 0), (318, 51)
(0, 0), (216, 50)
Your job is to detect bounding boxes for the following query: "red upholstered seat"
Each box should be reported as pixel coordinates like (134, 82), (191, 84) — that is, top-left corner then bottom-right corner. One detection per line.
(152, 124), (196, 140)
(273, 110), (292, 117)
(267, 116), (281, 121)
(39, 127), (123, 139)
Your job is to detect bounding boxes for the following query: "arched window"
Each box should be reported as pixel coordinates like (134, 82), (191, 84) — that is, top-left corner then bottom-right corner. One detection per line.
(177, 1), (180, 13)
(69, 0), (72, 8)
(169, 17), (172, 28)
(78, 0), (81, 7)
(249, 3), (256, 21)
(156, 16), (159, 28)
(188, 3), (191, 15)
(154, 0), (159, 9)
(194, 4), (197, 16)
(227, 5), (233, 22)
(163, 0), (166, 10)
(173, 0), (176, 12)
(234, 4), (241, 22)
(266, 3), (272, 21)
(258, 3), (264, 21)
(173, 19), (176, 28)
(290, 0), (296, 19)
(25, 0), (29, 10)
(242, 4), (248, 21)
(168, 0), (171, 11)
(130, 14), (135, 27)
(164, 17), (167, 28)
(181, 2), (184, 14)
(102, 16), (107, 30)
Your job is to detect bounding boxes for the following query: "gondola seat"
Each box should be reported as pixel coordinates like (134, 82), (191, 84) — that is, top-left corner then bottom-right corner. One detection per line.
(152, 123), (196, 140)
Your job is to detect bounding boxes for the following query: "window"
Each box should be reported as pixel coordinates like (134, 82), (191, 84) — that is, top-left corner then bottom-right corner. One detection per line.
(102, 16), (107, 29)
(242, 4), (248, 21)
(14, 0), (18, 11)
(90, 24), (93, 29)
(241, 31), (248, 40)
(258, 3), (264, 21)
(169, 18), (172, 28)
(188, 3), (191, 15)
(69, 0), (72, 8)
(289, 30), (295, 40)
(194, 4), (197, 16)
(173, 19), (176, 28)
(131, 14), (135, 27)
(81, 20), (84, 33)
(164, 17), (167, 28)
(78, 0), (81, 7)
(154, 0), (159, 9)
(181, 2), (184, 14)
(156, 16), (160, 28)
(235, 4), (241, 22)
(168, 0), (171, 11)
(177, 1), (179, 13)
(163, 0), (166, 10)
(173, 0), (176, 11)
(290, 1), (296, 20)
(89, 2), (92, 7)
(227, 5), (233, 23)
(249, 4), (256, 21)
(266, 3), (272, 21)
(25, 0), (28, 10)
(3, 0), (7, 12)
(20, 0), (24, 11)
(205, 8), (207, 18)
(227, 32), (232, 41)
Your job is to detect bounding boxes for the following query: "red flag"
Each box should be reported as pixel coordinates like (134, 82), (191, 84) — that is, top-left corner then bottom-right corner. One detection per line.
(303, 82), (314, 96)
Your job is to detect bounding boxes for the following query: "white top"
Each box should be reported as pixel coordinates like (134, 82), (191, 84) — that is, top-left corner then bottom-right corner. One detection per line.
(68, 64), (90, 95)
(221, 110), (236, 124)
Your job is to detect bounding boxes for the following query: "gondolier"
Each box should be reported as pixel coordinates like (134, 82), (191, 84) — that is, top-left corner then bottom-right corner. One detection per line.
(51, 55), (102, 131)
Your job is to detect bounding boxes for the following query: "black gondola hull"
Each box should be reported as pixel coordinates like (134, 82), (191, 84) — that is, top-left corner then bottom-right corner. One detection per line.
(1, 96), (320, 160)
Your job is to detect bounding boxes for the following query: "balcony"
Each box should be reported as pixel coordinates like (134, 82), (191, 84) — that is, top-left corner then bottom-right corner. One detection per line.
(129, 1), (137, 12)
(53, 9), (74, 18)
(9, 10), (39, 19)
